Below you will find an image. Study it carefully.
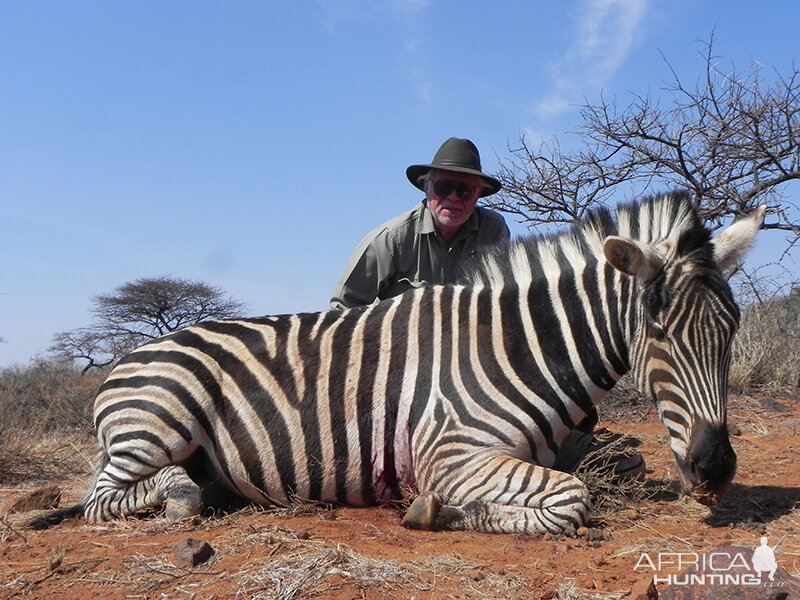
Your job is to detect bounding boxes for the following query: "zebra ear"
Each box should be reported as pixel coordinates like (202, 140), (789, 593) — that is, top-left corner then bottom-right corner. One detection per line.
(604, 236), (664, 282)
(712, 205), (766, 273)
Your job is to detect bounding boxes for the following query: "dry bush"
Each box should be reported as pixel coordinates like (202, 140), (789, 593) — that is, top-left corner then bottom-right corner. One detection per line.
(0, 359), (102, 433)
(0, 360), (102, 484)
(729, 291), (800, 394)
(571, 429), (666, 521)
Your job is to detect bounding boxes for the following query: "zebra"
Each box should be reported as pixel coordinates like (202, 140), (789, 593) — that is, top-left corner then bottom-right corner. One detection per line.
(32, 191), (764, 535)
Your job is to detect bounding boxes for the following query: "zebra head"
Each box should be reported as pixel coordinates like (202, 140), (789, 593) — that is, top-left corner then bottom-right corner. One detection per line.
(604, 203), (765, 506)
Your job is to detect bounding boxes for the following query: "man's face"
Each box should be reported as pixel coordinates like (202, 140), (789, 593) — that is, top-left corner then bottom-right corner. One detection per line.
(424, 169), (483, 236)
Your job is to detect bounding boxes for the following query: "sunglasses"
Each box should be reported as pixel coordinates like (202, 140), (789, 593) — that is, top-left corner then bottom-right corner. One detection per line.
(431, 179), (479, 201)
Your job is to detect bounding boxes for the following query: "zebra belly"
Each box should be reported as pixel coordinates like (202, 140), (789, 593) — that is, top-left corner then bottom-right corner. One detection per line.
(205, 402), (414, 507)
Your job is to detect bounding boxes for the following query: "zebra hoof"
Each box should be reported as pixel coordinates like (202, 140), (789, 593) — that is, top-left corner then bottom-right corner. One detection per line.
(165, 483), (204, 521)
(402, 491), (464, 531)
(402, 491), (445, 530)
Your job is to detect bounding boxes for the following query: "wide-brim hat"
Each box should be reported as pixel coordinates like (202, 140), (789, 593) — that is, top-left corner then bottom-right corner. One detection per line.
(406, 137), (502, 197)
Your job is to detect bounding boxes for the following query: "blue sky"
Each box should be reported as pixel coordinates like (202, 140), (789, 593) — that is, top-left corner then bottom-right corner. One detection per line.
(1, 1), (798, 367)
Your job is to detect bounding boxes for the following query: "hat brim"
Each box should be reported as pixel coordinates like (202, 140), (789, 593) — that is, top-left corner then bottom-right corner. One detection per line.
(406, 164), (502, 198)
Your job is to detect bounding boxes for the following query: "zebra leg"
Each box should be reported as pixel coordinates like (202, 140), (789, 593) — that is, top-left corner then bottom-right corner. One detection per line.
(554, 428), (646, 481)
(84, 464), (203, 523)
(405, 458), (591, 535)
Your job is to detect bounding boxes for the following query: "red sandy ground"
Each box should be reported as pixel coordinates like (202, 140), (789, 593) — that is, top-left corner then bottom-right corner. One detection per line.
(2, 394), (799, 600)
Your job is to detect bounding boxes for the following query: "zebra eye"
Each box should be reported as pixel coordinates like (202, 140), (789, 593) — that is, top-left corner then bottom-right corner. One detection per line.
(649, 322), (667, 341)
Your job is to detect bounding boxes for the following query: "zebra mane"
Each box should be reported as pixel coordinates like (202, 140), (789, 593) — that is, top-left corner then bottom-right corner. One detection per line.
(468, 190), (711, 286)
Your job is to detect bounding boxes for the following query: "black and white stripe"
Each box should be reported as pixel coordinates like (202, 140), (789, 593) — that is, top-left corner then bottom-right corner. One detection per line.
(71, 191), (763, 534)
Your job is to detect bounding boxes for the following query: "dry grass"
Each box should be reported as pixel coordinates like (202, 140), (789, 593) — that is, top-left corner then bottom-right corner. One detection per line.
(553, 579), (628, 600)
(0, 433), (93, 487)
(238, 543), (430, 600)
(729, 292), (800, 394)
(0, 361), (100, 485)
(24, 519), (538, 600)
(0, 360), (101, 432)
(263, 495), (339, 520)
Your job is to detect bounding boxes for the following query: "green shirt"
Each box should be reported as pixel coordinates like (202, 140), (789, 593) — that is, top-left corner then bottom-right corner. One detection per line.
(330, 201), (510, 310)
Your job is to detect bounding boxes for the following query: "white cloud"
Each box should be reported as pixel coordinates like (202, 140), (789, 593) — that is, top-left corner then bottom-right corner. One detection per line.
(534, 0), (647, 119)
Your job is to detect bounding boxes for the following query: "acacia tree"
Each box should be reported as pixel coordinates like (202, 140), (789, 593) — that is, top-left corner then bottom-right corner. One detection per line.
(51, 276), (245, 373)
(488, 35), (800, 252)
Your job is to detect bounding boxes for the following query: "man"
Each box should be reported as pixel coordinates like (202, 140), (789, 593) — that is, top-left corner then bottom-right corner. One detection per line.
(330, 137), (509, 310)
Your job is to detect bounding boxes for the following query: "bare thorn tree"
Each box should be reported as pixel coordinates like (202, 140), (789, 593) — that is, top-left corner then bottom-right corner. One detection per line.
(489, 33), (800, 245)
(50, 328), (118, 374)
(51, 276), (246, 373)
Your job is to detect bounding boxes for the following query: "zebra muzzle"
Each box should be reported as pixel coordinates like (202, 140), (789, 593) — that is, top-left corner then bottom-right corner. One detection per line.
(679, 423), (737, 506)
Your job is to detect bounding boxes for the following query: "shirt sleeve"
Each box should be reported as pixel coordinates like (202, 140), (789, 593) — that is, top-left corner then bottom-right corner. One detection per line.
(329, 227), (397, 310)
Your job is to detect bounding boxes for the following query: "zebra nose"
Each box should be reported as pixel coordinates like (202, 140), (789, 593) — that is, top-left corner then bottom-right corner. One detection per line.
(684, 423), (737, 505)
